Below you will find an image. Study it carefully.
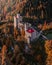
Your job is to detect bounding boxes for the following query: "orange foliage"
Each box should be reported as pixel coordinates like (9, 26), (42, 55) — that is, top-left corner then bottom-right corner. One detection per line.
(45, 40), (52, 65)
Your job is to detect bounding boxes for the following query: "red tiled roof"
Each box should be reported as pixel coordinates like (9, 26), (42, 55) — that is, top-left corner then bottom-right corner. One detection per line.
(26, 28), (34, 33)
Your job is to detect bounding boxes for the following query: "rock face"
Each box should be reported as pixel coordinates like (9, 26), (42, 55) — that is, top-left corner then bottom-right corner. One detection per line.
(45, 40), (52, 65)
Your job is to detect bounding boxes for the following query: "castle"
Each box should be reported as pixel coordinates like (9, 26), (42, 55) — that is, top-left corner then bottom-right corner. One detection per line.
(14, 13), (38, 44)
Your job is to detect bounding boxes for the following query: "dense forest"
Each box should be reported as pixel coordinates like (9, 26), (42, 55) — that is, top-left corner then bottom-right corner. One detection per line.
(22, 0), (52, 19)
(0, 0), (52, 20)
